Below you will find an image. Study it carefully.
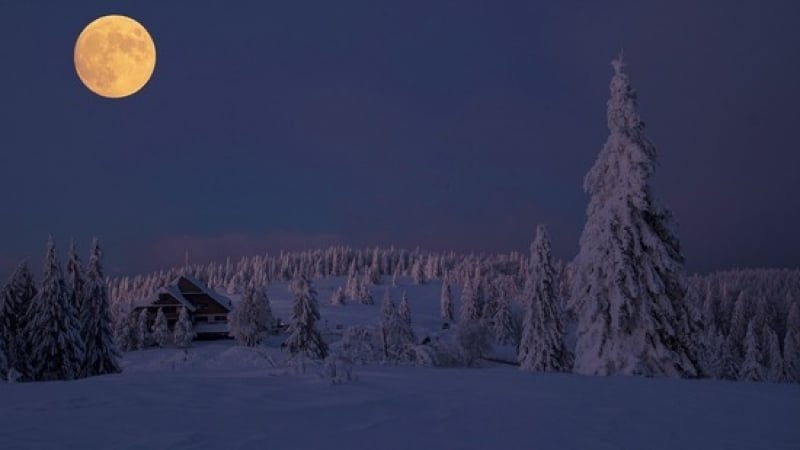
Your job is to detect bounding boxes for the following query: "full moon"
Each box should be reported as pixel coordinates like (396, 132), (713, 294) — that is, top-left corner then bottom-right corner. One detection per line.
(74, 15), (156, 98)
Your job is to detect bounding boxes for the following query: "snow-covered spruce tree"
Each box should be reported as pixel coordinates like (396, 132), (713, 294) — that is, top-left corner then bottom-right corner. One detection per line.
(398, 291), (412, 326)
(0, 260), (37, 379)
(136, 309), (151, 350)
(493, 292), (518, 346)
(518, 225), (571, 372)
(173, 306), (195, 348)
(229, 284), (275, 347)
(112, 301), (135, 352)
(357, 274), (374, 305)
(378, 289), (416, 362)
(66, 240), (86, 343)
(151, 308), (171, 348)
(700, 324), (725, 380)
(0, 345), (7, 381)
(739, 320), (765, 382)
(330, 286), (346, 306)
(81, 238), (120, 376)
(570, 55), (699, 378)
(458, 277), (489, 365)
(411, 259), (425, 285)
(763, 325), (785, 383)
(25, 237), (86, 381)
(285, 276), (328, 359)
(783, 302), (800, 383)
(440, 279), (454, 322)
(345, 261), (359, 301)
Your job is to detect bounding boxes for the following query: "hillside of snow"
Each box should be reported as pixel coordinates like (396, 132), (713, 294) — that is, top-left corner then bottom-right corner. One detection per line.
(2, 277), (798, 450)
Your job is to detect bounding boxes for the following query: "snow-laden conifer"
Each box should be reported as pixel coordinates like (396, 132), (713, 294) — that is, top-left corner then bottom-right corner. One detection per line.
(151, 308), (170, 348)
(81, 239), (120, 375)
(25, 237), (86, 380)
(398, 291), (412, 326)
(783, 302), (800, 383)
(493, 293), (517, 346)
(229, 284), (275, 347)
(173, 306), (195, 348)
(0, 261), (36, 378)
(571, 55), (698, 377)
(330, 286), (346, 306)
(763, 324), (785, 382)
(136, 309), (150, 350)
(440, 279), (454, 322)
(739, 320), (765, 382)
(285, 276), (328, 359)
(518, 225), (571, 372)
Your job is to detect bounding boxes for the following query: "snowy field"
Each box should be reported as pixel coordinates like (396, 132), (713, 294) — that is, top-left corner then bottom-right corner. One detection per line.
(2, 278), (799, 450)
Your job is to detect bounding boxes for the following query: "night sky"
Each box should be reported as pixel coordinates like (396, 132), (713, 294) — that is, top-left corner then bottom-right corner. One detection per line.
(1, 1), (798, 276)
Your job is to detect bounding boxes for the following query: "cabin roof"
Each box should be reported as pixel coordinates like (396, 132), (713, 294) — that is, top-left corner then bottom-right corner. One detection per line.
(133, 274), (233, 313)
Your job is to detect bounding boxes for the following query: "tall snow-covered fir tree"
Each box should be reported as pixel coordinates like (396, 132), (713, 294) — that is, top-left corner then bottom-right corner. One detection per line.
(783, 302), (800, 383)
(173, 306), (195, 348)
(25, 237), (86, 381)
(440, 279), (454, 322)
(378, 288), (416, 362)
(398, 291), (412, 326)
(570, 55), (699, 378)
(136, 309), (150, 350)
(151, 308), (170, 348)
(763, 324), (785, 383)
(66, 240), (86, 343)
(0, 260), (37, 379)
(739, 320), (765, 382)
(229, 284), (275, 347)
(518, 225), (571, 372)
(81, 239), (120, 376)
(285, 276), (328, 359)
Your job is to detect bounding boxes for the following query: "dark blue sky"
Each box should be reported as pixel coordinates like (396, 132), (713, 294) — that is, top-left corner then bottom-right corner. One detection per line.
(1, 0), (798, 276)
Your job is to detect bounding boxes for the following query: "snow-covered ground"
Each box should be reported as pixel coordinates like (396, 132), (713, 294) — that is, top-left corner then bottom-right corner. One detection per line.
(1, 278), (798, 450)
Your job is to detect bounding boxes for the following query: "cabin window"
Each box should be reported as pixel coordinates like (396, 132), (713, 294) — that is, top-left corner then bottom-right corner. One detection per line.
(214, 315), (227, 322)
(195, 316), (208, 323)
(163, 306), (176, 314)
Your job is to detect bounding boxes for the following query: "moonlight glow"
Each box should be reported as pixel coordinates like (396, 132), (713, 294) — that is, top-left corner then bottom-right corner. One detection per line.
(74, 15), (156, 98)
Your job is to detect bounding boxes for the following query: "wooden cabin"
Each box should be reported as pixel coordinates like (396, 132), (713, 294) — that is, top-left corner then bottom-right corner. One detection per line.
(133, 275), (234, 339)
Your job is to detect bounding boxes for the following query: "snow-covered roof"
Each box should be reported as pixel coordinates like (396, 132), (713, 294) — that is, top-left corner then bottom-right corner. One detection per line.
(174, 274), (233, 312)
(133, 285), (198, 312)
(133, 274), (233, 313)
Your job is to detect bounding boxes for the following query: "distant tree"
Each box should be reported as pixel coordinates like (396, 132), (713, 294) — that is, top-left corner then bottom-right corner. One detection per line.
(285, 276), (328, 359)
(763, 324), (786, 383)
(440, 279), (454, 322)
(357, 273), (374, 305)
(229, 284), (275, 347)
(518, 225), (571, 372)
(0, 261), (37, 379)
(700, 324), (725, 379)
(136, 309), (151, 350)
(81, 238), (121, 376)
(493, 294), (517, 346)
(378, 288), (416, 362)
(570, 55), (698, 377)
(411, 260), (425, 285)
(330, 286), (346, 306)
(458, 277), (489, 365)
(783, 302), (800, 383)
(398, 291), (412, 326)
(739, 320), (765, 382)
(151, 308), (171, 348)
(173, 307), (195, 348)
(65, 240), (86, 345)
(25, 237), (85, 381)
